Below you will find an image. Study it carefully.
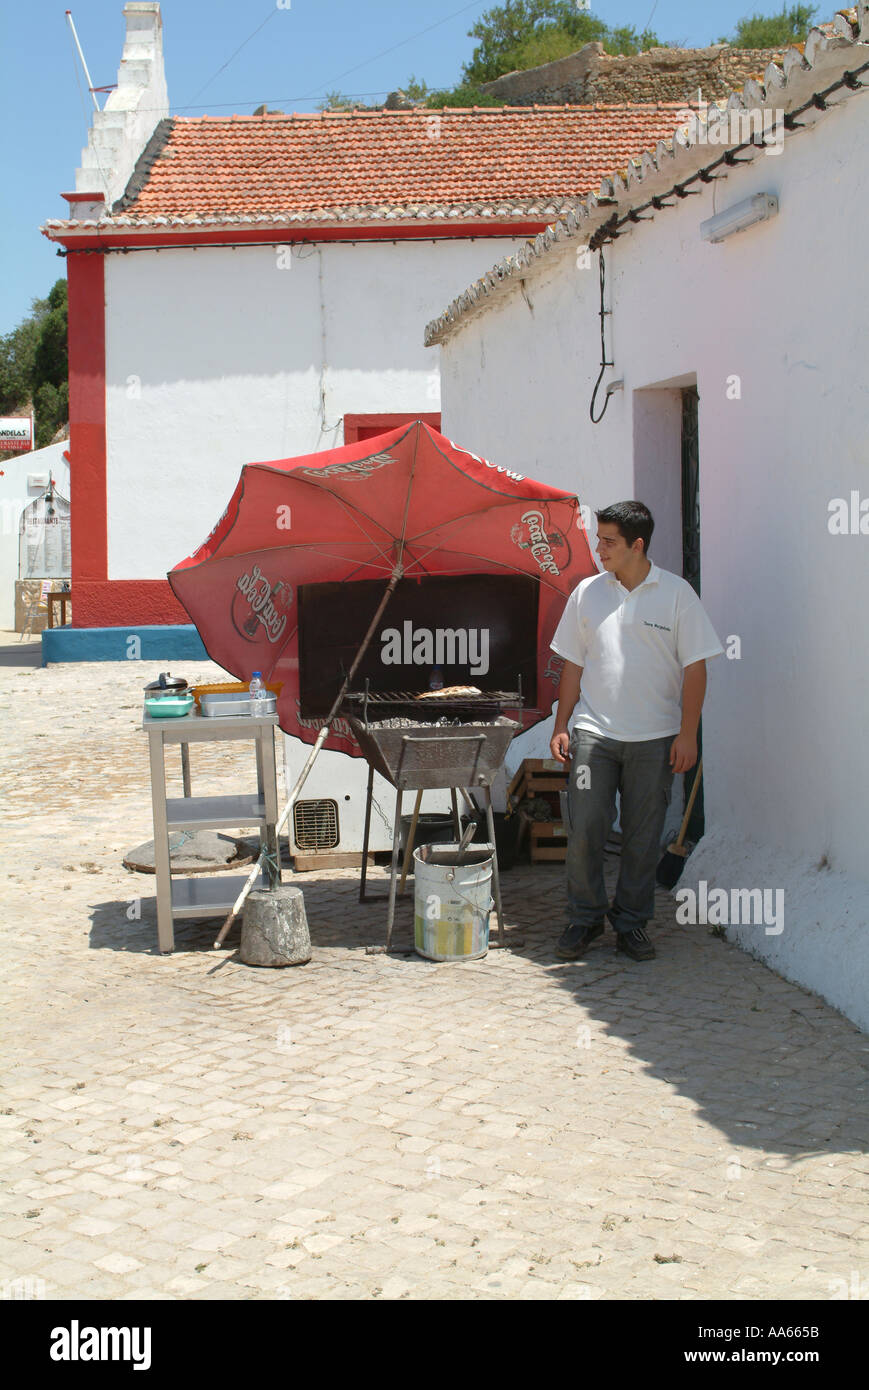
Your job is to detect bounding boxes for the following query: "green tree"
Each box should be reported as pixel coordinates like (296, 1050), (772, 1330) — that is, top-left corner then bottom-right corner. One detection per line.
(33, 280), (68, 395)
(316, 90), (363, 111)
(717, 5), (817, 47)
(461, 1), (660, 85)
(0, 312), (41, 417)
(426, 83), (505, 108)
(33, 381), (69, 449)
(0, 278), (69, 450)
(403, 75), (431, 102)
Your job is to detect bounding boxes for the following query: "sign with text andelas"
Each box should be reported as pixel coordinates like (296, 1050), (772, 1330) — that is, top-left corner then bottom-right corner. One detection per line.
(0, 417), (33, 452)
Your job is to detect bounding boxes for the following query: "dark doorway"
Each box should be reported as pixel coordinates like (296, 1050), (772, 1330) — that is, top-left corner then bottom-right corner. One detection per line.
(681, 385), (704, 840)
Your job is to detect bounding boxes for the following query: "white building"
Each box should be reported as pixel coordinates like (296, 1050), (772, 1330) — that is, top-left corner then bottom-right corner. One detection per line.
(425, 10), (869, 1028)
(42, 1), (686, 635)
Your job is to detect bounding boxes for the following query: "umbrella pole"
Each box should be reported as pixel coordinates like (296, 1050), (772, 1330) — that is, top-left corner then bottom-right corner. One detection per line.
(213, 565), (404, 948)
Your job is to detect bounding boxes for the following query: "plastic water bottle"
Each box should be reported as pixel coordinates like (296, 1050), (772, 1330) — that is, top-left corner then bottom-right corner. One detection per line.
(249, 671), (267, 711)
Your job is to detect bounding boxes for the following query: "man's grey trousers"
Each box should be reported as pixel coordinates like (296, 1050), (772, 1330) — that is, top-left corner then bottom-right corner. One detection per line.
(566, 727), (674, 934)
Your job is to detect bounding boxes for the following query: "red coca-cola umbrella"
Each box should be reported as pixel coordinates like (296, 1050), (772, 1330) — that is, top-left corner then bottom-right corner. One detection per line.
(170, 420), (597, 945)
(169, 420), (596, 753)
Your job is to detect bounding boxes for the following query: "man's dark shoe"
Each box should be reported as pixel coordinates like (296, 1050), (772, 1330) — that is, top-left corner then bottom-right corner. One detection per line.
(556, 923), (605, 959)
(615, 926), (656, 961)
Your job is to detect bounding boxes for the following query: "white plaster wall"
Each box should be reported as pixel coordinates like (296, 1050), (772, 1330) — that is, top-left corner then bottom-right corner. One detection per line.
(439, 92), (869, 1025)
(439, 255), (635, 508)
(0, 441), (70, 629)
(678, 830), (869, 1033)
(104, 236), (524, 579)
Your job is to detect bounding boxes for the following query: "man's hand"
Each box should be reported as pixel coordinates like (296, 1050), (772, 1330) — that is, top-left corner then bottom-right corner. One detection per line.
(551, 661), (582, 765)
(550, 730), (570, 764)
(669, 733), (698, 774)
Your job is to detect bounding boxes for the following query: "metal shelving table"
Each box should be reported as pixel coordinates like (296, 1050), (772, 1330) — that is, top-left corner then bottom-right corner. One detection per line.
(142, 707), (280, 952)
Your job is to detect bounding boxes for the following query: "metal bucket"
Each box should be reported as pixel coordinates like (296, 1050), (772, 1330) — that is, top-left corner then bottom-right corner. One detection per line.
(400, 813), (475, 872)
(413, 842), (494, 962)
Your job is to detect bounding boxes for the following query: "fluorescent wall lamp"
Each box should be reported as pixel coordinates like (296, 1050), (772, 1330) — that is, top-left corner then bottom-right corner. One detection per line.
(700, 193), (779, 244)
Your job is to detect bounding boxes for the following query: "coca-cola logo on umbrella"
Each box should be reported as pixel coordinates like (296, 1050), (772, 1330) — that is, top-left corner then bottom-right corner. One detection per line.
(510, 508), (569, 577)
(232, 564), (293, 644)
(300, 450), (396, 481)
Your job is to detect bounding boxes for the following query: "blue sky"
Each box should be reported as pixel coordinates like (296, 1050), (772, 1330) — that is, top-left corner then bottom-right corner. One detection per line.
(1, 0), (820, 332)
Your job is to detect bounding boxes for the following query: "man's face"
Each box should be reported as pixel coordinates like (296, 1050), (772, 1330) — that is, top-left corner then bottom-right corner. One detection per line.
(596, 522), (641, 572)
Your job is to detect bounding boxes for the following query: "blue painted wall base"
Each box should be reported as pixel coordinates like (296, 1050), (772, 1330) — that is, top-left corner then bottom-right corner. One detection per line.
(42, 624), (209, 665)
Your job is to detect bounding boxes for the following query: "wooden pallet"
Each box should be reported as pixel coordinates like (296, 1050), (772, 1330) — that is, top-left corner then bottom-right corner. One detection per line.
(530, 820), (568, 863)
(507, 758), (569, 805)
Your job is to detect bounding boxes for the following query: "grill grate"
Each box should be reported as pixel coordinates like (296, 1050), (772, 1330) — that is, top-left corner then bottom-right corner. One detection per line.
(293, 799), (339, 851)
(344, 689), (521, 706)
(342, 686), (524, 728)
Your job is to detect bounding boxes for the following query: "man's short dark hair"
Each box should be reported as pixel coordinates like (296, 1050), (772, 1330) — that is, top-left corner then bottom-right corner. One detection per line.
(595, 501), (655, 555)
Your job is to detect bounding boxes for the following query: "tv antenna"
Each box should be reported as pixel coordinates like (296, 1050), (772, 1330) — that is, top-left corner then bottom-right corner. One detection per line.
(66, 10), (113, 112)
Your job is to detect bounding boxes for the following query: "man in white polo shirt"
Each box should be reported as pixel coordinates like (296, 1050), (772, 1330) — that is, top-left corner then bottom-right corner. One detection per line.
(549, 501), (723, 961)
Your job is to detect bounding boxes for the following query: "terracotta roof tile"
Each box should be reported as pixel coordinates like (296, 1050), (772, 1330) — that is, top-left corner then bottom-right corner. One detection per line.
(104, 105), (694, 224)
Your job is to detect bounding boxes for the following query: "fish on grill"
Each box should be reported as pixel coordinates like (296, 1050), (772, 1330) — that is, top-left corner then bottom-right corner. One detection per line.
(415, 685), (482, 700)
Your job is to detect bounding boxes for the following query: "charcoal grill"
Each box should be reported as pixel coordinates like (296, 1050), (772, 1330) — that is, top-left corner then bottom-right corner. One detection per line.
(345, 682), (523, 952)
(349, 716), (518, 790)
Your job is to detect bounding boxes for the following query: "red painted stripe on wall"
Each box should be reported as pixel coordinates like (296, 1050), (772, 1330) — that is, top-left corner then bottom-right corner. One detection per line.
(73, 580), (190, 628)
(67, 251), (107, 616)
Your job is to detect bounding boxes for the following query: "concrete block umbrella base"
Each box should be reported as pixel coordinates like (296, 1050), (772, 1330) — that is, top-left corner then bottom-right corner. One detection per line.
(239, 887), (312, 967)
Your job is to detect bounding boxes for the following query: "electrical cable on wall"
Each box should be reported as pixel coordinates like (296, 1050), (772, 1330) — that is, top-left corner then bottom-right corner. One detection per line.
(55, 236), (482, 258)
(589, 247), (616, 425)
(581, 57), (869, 424)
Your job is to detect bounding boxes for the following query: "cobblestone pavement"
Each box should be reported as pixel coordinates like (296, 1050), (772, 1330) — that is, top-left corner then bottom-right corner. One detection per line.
(1, 635), (867, 1301)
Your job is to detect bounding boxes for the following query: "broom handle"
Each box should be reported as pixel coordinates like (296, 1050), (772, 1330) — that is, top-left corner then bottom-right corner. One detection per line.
(672, 758), (703, 851)
(212, 565), (404, 947)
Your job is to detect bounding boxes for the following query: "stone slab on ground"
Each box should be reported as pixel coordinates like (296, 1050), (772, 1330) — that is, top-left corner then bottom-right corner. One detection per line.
(123, 830), (253, 874)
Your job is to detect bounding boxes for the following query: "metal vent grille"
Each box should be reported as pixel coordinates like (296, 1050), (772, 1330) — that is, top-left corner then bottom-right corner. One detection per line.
(293, 799), (339, 852)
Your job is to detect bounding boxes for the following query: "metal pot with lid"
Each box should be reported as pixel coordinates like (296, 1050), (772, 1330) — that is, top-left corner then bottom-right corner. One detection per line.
(144, 672), (189, 700)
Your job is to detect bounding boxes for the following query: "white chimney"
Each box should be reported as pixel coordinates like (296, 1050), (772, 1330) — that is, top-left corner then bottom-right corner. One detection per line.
(73, 2), (168, 208)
